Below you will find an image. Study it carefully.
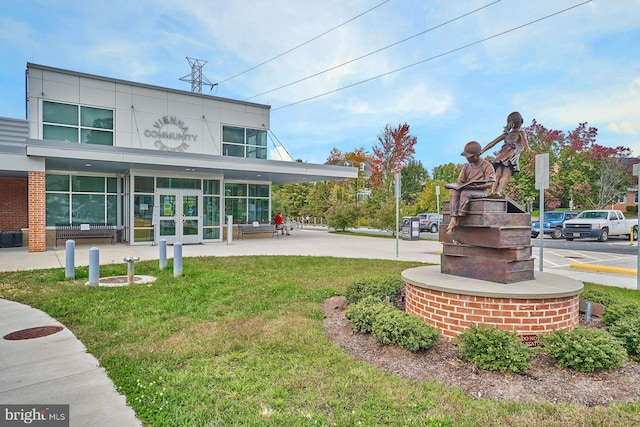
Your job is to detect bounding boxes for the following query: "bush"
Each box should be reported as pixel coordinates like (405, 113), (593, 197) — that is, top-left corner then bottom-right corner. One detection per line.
(457, 324), (532, 373)
(580, 289), (618, 307)
(326, 202), (360, 231)
(609, 318), (640, 361)
(602, 302), (640, 327)
(541, 327), (627, 373)
(345, 296), (395, 334)
(371, 309), (440, 352)
(345, 277), (405, 304)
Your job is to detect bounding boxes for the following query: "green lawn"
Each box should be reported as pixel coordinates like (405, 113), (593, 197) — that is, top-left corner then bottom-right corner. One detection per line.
(1, 256), (639, 426)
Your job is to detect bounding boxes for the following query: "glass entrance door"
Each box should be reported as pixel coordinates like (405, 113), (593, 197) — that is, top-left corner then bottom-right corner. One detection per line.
(156, 190), (202, 244)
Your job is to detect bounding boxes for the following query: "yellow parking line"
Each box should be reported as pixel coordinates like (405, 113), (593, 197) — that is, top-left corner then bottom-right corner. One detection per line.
(569, 263), (636, 276)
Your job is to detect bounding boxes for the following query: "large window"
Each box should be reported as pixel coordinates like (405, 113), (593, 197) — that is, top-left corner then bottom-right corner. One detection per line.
(45, 174), (119, 226)
(222, 126), (267, 159)
(224, 183), (270, 223)
(203, 179), (221, 239)
(133, 176), (155, 242)
(43, 101), (114, 145)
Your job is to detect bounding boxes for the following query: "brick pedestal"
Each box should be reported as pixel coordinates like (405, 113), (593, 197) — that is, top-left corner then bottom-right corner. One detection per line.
(403, 266), (583, 340)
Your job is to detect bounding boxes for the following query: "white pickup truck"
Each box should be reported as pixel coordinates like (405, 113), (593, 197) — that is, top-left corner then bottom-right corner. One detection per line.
(563, 209), (638, 242)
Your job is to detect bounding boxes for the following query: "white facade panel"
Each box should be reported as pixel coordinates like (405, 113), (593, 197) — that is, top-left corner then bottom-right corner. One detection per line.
(79, 84), (116, 108)
(41, 79), (80, 103)
(220, 108), (246, 125)
(0, 153), (45, 172)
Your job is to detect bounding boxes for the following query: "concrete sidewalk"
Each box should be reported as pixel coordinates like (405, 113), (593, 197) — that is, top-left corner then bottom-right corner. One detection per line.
(0, 228), (637, 426)
(0, 299), (141, 426)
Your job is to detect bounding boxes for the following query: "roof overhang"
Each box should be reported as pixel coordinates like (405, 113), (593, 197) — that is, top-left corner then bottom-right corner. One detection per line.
(24, 139), (357, 184)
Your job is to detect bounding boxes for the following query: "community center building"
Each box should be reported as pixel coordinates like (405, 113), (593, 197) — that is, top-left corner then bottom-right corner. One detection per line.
(0, 63), (356, 252)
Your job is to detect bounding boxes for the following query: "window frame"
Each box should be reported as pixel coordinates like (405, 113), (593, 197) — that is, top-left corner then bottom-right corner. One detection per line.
(42, 101), (114, 146)
(222, 125), (267, 159)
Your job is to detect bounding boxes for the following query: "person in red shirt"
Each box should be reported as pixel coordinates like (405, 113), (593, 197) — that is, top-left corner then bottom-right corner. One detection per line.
(274, 212), (290, 235)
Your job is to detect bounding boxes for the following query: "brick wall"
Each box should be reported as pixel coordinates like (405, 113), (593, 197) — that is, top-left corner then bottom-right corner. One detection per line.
(28, 172), (46, 252)
(0, 177), (28, 231)
(405, 283), (580, 340)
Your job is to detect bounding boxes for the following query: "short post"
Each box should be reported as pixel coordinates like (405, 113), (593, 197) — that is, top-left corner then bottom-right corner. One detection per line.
(159, 239), (167, 270)
(226, 215), (233, 244)
(65, 240), (75, 279)
(174, 242), (183, 277)
(87, 247), (100, 287)
(124, 256), (140, 285)
(585, 302), (593, 322)
(631, 227), (635, 245)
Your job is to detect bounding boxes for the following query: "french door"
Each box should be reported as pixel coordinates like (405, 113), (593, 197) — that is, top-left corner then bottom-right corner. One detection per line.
(156, 190), (202, 244)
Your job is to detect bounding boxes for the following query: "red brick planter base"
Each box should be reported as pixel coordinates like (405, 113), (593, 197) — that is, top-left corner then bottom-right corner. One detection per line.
(402, 266), (583, 341)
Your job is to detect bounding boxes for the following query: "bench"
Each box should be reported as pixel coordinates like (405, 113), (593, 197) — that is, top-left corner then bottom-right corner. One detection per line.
(55, 223), (115, 247)
(238, 223), (278, 239)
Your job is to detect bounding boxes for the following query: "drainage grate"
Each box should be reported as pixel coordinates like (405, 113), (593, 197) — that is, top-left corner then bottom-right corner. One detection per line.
(3, 326), (64, 340)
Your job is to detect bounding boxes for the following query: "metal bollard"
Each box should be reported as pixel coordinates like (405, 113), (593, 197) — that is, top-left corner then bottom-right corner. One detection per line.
(159, 239), (167, 270)
(124, 256), (140, 285)
(65, 240), (75, 279)
(585, 302), (593, 322)
(174, 242), (183, 277)
(87, 247), (100, 287)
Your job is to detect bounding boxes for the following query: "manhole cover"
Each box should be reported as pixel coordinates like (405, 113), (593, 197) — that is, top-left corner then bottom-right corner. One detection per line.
(3, 326), (64, 340)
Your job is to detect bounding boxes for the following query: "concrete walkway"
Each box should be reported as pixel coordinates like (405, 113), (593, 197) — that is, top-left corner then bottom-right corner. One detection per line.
(0, 227), (637, 426)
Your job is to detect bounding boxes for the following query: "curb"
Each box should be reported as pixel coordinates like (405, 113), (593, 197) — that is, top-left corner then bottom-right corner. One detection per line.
(569, 263), (636, 276)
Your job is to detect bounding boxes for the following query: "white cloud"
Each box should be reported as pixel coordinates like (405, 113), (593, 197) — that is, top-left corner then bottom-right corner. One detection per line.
(608, 121), (636, 135)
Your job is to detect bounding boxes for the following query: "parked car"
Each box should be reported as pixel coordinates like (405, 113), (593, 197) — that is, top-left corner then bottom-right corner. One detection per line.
(563, 209), (638, 242)
(417, 213), (443, 233)
(531, 211), (579, 239)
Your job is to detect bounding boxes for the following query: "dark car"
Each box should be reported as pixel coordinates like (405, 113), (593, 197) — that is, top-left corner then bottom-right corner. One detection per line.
(417, 213), (443, 233)
(531, 211), (579, 239)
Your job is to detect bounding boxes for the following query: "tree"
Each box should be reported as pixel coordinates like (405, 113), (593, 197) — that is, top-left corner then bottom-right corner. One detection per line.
(273, 183), (312, 219)
(306, 181), (333, 219)
(326, 202), (360, 231)
(503, 120), (633, 210)
(370, 123), (417, 190)
(595, 158), (633, 208)
(326, 147), (343, 165)
(400, 160), (428, 206)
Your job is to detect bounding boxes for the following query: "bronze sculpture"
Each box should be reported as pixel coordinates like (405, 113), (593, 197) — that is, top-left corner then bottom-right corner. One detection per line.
(481, 111), (531, 197)
(445, 141), (496, 234)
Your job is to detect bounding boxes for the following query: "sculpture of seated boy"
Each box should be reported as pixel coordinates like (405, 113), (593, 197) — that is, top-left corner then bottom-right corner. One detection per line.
(445, 141), (496, 234)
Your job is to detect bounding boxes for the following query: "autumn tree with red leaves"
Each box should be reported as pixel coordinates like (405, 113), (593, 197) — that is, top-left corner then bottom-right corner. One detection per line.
(506, 121), (634, 210)
(369, 123), (417, 190)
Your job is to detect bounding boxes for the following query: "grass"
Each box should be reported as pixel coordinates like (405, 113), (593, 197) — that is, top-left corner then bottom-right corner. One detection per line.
(1, 257), (640, 426)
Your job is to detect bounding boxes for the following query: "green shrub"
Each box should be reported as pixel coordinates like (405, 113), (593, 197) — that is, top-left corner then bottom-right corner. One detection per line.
(457, 324), (532, 373)
(345, 296), (395, 334)
(345, 277), (405, 304)
(602, 302), (640, 326)
(580, 289), (618, 307)
(541, 327), (627, 373)
(609, 318), (640, 361)
(371, 309), (440, 352)
(326, 202), (360, 231)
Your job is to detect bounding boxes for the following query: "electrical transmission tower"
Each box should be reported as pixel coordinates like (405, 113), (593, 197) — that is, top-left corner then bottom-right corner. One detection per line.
(179, 57), (216, 94)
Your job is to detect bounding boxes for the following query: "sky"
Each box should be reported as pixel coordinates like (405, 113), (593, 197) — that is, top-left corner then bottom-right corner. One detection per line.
(1, 0), (639, 174)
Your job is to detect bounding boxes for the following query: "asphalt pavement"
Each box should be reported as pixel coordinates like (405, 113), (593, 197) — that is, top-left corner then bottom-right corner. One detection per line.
(0, 227), (638, 426)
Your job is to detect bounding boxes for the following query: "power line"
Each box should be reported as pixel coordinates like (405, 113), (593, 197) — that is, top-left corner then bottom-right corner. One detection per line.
(216, 0), (392, 85)
(246, 0), (502, 101)
(272, 0), (592, 112)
